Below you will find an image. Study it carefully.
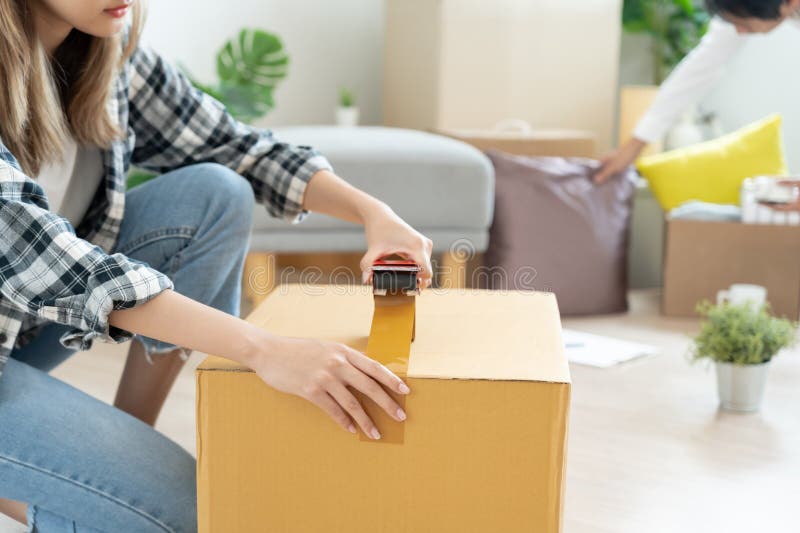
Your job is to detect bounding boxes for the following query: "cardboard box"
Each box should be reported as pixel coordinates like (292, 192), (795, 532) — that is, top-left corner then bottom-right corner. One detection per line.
(384, 0), (622, 152)
(662, 218), (800, 319)
(617, 85), (662, 157)
(197, 285), (571, 533)
(438, 127), (596, 158)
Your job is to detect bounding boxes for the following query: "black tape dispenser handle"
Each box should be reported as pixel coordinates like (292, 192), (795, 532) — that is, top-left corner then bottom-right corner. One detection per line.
(370, 259), (421, 296)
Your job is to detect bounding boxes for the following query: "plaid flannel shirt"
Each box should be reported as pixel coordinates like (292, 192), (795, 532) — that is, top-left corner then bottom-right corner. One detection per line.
(0, 45), (332, 380)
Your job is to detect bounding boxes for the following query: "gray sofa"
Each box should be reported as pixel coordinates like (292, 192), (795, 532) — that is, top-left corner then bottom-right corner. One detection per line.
(252, 126), (493, 252)
(244, 126), (494, 300)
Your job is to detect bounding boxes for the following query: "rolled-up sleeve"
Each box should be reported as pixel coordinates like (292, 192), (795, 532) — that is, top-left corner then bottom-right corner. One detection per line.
(0, 149), (173, 349)
(127, 46), (332, 223)
(634, 17), (746, 143)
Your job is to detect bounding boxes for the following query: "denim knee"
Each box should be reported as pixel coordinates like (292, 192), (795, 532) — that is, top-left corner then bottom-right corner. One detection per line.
(189, 162), (255, 238)
(126, 163), (255, 357)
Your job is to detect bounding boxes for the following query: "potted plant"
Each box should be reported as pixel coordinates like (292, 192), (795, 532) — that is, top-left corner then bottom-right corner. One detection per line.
(336, 88), (359, 127)
(692, 301), (796, 412)
(189, 28), (289, 122)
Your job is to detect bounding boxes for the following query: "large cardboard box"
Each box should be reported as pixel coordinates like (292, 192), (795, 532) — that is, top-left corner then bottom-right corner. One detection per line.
(662, 218), (800, 319)
(438, 127), (596, 158)
(197, 285), (571, 533)
(384, 0), (622, 152)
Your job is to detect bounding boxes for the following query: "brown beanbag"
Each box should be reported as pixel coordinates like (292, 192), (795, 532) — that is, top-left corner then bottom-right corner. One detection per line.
(483, 152), (636, 315)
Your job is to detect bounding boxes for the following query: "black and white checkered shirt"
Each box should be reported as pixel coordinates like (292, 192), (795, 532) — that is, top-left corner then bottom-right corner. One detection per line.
(0, 45), (332, 378)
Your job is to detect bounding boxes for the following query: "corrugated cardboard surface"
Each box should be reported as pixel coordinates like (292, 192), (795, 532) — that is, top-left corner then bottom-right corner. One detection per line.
(197, 286), (571, 532)
(662, 219), (800, 319)
(384, 1), (621, 152)
(438, 128), (596, 159)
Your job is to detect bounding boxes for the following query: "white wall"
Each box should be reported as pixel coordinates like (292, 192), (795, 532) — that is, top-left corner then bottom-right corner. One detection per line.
(701, 22), (800, 171)
(140, 0), (385, 127)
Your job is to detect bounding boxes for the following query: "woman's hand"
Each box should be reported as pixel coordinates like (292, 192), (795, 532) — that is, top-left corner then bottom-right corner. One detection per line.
(111, 289), (410, 440)
(593, 138), (647, 184)
(301, 170), (434, 288)
(252, 333), (410, 440)
(359, 202), (434, 288)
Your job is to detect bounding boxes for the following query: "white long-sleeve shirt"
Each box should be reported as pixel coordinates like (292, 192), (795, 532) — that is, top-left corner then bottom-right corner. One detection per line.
(634, 15), (800, 143)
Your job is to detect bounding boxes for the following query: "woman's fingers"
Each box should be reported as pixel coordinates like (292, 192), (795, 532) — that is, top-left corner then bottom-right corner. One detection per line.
(593, 161), (618, 185)
(360, 244), (434, 289)
(395, 246), (434, 288)
(327, 382), (381, 440)
(592, 153), (615, 184)
(340, 361), (406, 424)
(414, 243), (434, 288)
(359, 249), (381, 284)
(345, 348), (410, 396)
(309, 391), (356, 434)
(324, 347), (411, 439)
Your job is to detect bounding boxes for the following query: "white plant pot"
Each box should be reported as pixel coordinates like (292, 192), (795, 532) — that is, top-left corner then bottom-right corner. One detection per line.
(664, 110), (706, 150)
(715, 361), (770, 412)
(336, 106), (359, 127)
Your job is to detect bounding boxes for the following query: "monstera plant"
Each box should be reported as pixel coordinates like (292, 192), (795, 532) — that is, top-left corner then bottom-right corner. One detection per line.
(189, 29), (289, 122)
(622, 0), (710, 83)
(127, 29), (288, 189)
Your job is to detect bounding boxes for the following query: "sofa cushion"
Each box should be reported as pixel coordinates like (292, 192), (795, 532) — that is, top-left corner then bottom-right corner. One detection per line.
(251, 127), (494, 236)
(483, 152), (636, 316)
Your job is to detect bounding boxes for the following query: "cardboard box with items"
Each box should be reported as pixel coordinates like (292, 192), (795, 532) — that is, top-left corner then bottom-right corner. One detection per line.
(196, 284), (571, 533)
(662, 218), (800, 320)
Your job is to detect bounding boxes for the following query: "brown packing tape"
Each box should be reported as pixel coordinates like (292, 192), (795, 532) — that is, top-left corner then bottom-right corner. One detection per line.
(358, 293), (415, 444)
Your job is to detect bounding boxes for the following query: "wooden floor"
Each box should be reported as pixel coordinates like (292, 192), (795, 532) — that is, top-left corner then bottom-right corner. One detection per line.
(1, 289), (798, 532)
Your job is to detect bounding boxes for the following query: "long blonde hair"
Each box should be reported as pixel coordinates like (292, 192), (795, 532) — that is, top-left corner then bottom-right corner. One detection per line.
(0, 1), (144, 176)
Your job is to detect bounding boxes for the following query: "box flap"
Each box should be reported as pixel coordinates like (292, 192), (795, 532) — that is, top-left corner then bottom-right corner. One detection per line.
(199, 285), (570, 384)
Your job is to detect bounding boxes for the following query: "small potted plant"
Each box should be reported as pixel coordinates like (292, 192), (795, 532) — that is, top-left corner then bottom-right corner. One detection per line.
(692, 301), (796, 412)
(336, 88), (359, 127)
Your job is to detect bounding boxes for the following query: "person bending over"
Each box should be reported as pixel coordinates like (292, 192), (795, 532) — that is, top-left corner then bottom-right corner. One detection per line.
(595, 0), (800, 183)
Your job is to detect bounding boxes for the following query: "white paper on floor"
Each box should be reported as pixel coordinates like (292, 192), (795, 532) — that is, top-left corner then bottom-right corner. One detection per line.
(563, 329), (658, 368)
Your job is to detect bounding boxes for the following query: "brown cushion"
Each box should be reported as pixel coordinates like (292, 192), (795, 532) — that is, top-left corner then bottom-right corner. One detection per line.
(483, 152), (636, 315)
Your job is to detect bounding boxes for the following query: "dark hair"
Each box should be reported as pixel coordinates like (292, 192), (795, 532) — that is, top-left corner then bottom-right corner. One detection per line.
(705, 0), (786, 19)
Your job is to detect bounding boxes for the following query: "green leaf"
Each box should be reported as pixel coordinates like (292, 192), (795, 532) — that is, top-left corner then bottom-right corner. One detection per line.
(217, 29), (289, 89)
(674, 0), (694, 15)
(622, 0), (645, 24)
(126, 168), (157, 190)
(217, 82), (275, 123)
(691, 301), (797, 365)
(339, 88), (355, 107)
(184, 29), (289, 124)
(620, 0), (710, 80)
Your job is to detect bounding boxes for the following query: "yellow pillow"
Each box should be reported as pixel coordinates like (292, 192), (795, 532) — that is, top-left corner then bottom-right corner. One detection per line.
(636, 114), (787, 211)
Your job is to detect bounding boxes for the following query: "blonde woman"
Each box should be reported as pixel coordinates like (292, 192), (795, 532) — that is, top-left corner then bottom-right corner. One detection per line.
(0, 1), (433, 531)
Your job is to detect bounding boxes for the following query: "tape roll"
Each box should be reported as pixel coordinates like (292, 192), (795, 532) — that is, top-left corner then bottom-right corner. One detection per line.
(359, 293), (415, 443)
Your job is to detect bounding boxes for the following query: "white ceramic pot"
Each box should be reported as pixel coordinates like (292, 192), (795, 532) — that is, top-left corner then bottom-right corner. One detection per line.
(715, 361), (770, 412)
(335, 106), (359, 127)
(664, 109), (706, 150)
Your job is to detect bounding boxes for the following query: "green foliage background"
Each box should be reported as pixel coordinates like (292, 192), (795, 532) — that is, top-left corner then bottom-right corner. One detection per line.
(692, 301), (797, 365)
(339, 88), (355, 108)
(622, 0), (711, 83)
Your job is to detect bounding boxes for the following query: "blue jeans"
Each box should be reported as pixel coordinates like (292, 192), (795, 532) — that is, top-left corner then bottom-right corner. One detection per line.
(0, 163), (254, 532)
